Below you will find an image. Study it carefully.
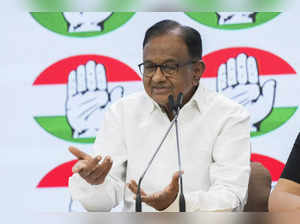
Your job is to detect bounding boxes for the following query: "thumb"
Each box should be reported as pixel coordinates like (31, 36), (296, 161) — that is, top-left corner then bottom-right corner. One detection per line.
(261, 79), (276, 108)
(109, 86), (124, 102)
(170, 171), (184, 189)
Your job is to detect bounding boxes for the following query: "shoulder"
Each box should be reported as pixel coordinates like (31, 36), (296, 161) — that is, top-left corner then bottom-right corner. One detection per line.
(106, 91), (150, 115)
(201, 86), (250, 120)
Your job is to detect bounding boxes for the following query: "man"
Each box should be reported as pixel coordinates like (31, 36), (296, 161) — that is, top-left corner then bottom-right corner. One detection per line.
(68, 19), (251, 212)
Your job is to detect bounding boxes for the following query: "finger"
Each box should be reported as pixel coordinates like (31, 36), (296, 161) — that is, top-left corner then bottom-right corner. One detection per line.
(67, 70), (77, 97)
(170, 171), (183, 189)
(247, 56), (259, 84)
(226, 58), (238, 87)
(76, 65), (87, 92)
(127, 180), (147, 196)
(236, 53), (248, 84)
(84, 155), (102, 173)
(217, 63), (227, 92)
(86, 164), (102, 180)
(68, 146), (91, 160)
(127, 180), (138, 194)
(86, 60), (97, 91)
(100, 156), (113, 178)
(96, 64), (107, 90)
(72, 161), (87, 173)
(109, 86), (124, 102)
(90, 156), (112, 180)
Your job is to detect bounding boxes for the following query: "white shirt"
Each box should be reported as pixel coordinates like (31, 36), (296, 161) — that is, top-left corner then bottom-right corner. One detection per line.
(69, 84), (251, 212)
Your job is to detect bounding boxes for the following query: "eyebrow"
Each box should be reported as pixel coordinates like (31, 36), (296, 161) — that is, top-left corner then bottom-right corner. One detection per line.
(143, 59), (178, 64)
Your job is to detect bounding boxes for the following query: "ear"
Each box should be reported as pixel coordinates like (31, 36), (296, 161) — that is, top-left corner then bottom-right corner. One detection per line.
(192, 60), (205, 85)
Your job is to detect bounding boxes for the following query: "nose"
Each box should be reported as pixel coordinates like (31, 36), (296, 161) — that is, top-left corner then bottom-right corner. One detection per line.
(151, 66), (166, 83)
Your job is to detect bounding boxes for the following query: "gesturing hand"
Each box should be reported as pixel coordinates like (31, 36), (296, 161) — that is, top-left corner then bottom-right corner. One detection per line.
(217, 53), (276, 132)
(69, 146), (113, 185)
(127, 171), (182, 211)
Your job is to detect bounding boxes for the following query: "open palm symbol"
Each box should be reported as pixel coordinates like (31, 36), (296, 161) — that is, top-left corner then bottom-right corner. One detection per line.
(66, 60), (124, 138)
(217, 53), (276, 132)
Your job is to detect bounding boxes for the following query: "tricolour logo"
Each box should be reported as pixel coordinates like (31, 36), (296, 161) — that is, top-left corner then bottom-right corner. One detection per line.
(33, 55), (142, 143)
(185, 12), (280, 30)
(201, 47), (298, 137)
(31, 12), (135, 37)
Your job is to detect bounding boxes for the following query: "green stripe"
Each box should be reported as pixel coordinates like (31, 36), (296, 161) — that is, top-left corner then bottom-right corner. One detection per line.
(34, 107), (297, 144)
(251, 107), (297, 137)
(34, 116), (95, 143)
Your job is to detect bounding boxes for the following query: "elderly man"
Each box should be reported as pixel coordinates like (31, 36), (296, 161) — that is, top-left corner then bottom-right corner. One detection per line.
(68, 19), (251, 212)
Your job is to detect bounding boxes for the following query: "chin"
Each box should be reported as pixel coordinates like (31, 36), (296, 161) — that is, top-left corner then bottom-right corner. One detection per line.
(152, 95), (169, 107)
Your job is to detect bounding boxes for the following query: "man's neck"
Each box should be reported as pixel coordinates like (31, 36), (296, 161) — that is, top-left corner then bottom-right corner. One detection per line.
(161, 85), (198, 121)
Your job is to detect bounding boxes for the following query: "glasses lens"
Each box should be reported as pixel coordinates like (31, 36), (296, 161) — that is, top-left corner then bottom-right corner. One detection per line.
(141, 63), (156, 76)
(162, 63), (178, 75)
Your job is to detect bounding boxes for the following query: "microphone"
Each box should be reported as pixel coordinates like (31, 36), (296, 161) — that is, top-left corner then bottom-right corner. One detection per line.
(173, 93), (186, 212)
(135, 95), (180, 212)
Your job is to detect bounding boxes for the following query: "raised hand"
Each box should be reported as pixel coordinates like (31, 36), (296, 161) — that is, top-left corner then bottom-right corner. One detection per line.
(63, 12), (112, 32)
(69, 146), (113, 185)
(217, 53), (276, 132)
(216, 12), (257, 25)
(127, 171), (182, 211)
(66, 60), (124, 138)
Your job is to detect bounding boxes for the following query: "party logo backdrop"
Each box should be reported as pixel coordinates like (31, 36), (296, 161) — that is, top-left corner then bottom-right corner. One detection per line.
(33, 55), (142, 143)
(186, 12), (280, 30)
(202, 47), (298, 137)
(31, 12), (135, 37)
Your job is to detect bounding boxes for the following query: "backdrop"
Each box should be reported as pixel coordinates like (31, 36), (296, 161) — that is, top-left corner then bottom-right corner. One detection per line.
(1, 12), (299, 213)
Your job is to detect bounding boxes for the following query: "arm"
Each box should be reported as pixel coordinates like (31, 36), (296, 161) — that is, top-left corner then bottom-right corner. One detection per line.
(68, 104), (127, 212)
(269, 178), (300, 211)
(269, 133), (300, 211)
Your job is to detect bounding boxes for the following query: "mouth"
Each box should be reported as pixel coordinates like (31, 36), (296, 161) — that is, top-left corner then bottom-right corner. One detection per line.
(152, 87), (171, 95)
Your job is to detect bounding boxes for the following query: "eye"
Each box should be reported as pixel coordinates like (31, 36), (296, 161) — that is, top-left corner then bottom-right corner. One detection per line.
(163, 63), (178, 74)
(144, 63), (155, 69)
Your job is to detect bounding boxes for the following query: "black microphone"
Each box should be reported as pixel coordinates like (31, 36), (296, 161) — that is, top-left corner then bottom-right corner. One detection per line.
(174, 92), (186, 212)
(135, 95), (179, 212)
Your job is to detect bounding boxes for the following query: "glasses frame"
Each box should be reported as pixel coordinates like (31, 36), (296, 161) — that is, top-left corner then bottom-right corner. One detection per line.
(138, 60), (196, 78)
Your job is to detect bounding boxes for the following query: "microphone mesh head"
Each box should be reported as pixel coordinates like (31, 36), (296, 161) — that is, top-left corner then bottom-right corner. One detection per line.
(168, 94), (175, 112)
(177, 92), (183, 108)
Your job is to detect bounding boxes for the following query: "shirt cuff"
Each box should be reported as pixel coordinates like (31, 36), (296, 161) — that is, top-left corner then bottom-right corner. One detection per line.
(68, 173), (116, 211)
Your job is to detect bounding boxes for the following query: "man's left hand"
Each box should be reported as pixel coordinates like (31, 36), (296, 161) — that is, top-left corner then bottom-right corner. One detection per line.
(127, 171), (182, 211)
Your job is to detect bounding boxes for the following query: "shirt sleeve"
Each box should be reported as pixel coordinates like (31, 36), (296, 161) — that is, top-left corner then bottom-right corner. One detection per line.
(165, 105), (251, 212)
(68, 103), (127, 212)
(280, 133), (300, 183)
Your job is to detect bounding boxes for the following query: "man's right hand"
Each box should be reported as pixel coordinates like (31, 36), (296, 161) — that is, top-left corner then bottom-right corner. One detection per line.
(69, 146), (113, 185)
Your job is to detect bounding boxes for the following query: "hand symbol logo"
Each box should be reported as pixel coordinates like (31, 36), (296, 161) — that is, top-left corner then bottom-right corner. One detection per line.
(63, 12), (112, 32)
(66, 60), (124, 138)
(216, 12), (257, 25)
(217, 53), (276, 132)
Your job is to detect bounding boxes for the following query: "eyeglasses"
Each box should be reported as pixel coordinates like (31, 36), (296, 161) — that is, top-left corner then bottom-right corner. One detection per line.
(138, 61), (196, 78)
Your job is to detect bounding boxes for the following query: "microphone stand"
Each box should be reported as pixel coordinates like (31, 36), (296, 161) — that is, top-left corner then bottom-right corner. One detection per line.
(136, 112), (179, 212)
(173, 93), (186, 212)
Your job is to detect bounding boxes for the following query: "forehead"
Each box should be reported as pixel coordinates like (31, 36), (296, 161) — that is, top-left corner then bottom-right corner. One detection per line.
(143, 33), (190, 63)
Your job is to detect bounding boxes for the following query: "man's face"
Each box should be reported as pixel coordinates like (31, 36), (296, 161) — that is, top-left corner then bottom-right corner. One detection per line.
(142, 31), (200, 108)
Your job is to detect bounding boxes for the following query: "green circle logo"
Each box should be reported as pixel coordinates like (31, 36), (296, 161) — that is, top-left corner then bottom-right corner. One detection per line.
(31, 12), (135, 37)
(185, 12), (280, 30)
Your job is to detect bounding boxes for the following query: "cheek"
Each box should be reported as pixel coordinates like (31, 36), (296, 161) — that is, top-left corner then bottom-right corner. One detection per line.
(143, 78), (151, 92)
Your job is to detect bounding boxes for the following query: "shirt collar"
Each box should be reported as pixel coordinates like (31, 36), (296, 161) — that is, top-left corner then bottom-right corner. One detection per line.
(144, 83), (206, 115)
